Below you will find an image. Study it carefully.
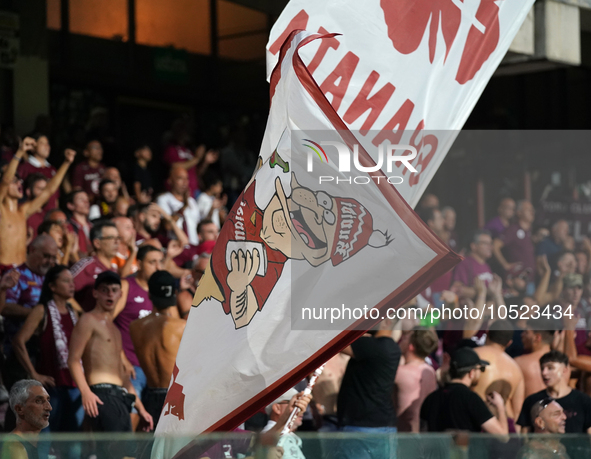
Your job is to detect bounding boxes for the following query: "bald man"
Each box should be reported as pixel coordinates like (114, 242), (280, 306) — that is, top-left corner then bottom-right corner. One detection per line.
(157, 166), (201, 245)
(516, 399), (568, 459)
(473, 320), (525, 432)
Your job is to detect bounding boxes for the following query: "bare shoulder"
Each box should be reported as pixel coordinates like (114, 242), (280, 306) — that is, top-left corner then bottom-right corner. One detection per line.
(164, 317), (187, 335)
(76, 311), (99, 329)
(129, 315), (149, 333)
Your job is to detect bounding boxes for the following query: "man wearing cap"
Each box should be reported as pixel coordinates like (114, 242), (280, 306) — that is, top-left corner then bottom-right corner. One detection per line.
(130, 270), (186, 429)
(67, 271), (153, 434)
(420, 347), (508, 433)
(261, 388), (306, 459)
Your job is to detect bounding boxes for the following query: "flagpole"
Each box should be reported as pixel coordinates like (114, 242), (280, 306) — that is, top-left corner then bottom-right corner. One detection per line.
(281, 364), (325, 435)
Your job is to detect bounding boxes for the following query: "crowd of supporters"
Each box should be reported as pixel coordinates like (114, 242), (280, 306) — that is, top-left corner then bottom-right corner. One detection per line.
(0, 114), (590, 459)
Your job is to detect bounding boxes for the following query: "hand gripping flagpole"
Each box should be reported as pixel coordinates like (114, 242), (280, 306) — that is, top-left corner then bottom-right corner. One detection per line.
(281, 364), (325, 435)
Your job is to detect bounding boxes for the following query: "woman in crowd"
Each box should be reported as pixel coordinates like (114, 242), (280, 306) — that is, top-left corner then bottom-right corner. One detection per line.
(12, 265), (84, 432)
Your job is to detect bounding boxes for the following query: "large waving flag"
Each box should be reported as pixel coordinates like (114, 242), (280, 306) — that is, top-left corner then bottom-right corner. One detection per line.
(267, 0), (535, 207)
(153, 29), (461, 458)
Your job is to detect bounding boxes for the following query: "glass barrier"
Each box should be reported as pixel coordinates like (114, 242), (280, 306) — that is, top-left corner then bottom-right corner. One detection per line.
(0, 432), (589, 459)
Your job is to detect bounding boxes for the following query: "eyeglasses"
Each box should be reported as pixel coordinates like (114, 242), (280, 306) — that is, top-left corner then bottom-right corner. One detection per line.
(100, 236), (121, 241)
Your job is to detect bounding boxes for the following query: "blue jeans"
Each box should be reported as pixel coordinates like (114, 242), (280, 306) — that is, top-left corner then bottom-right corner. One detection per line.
(131, 365), (147, 414)
(44, 386), (84, 432)
(338, 426), (398, 459)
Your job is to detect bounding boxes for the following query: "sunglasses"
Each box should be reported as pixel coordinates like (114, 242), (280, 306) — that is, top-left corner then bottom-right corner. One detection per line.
(537, 397), (554, 411)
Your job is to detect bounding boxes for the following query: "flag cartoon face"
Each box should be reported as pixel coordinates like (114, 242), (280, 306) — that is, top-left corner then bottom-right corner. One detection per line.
(195, 152), (390, 329)
(154, 32), (463, 456)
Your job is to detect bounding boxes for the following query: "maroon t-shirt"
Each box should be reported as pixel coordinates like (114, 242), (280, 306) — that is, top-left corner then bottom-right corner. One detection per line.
(115, 276), (153, 367)
(452, 255), (493, 288)
(17, 160), (59, 210)
(71, 161), (106, 200)
(71, 256), (115, 311)
(499, 223), (535, 281)
(37, 304), (76, 387)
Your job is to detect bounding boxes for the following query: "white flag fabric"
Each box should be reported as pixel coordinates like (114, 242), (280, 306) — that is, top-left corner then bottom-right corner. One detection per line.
(267, 0), (534, 208)
(153, 30), (460, 458)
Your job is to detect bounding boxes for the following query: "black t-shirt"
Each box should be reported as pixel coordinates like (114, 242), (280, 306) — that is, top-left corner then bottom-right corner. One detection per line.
(337, 336), (401, 427)
(420, 383), (493, 432)
(517, 388), (591, 432)
(133, 163), (153, 193)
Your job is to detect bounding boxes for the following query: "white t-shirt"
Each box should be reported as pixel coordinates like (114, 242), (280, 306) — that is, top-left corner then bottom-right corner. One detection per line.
(196, 193), (220, 229)
(156, 192), (201, 245)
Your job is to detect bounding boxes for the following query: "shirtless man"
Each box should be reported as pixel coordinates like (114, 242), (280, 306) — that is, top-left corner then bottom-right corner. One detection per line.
(0, 142), (75, 266)
(67, 271), (153, 433)
(130, 270), (185, 428)
(515, 319), (555, 398)
(473, 320), (525, 432)
(1, 380), (51, 459)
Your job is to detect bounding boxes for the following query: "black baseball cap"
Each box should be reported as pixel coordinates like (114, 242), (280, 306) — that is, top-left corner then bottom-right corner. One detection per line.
(94, 270), (121, 289)
(450, 347), (489, 372)
(148, 271), (177, 309)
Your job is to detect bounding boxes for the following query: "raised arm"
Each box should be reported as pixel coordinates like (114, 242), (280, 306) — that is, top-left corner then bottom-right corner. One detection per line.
(159, 205), (189, 247)
(112, 279), (129, 319)
(482, 392), (509, 435)
(0, 144), (26, 202)
(24, 149), (76, 217)
(67, 314), (103, 418)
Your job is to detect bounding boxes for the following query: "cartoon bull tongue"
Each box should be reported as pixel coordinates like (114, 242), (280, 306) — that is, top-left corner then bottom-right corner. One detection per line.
(290, 209), (325, 249)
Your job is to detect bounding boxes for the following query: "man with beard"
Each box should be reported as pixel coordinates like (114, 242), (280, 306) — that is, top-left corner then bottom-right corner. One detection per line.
(130, 203), (188, 249)
(420, 347), (508, 433)
(1, 380), (52, 459)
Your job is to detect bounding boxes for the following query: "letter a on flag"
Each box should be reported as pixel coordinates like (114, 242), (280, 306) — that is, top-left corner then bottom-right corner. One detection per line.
(267, 0), (535, 208)
(153, 29), (461, 458)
